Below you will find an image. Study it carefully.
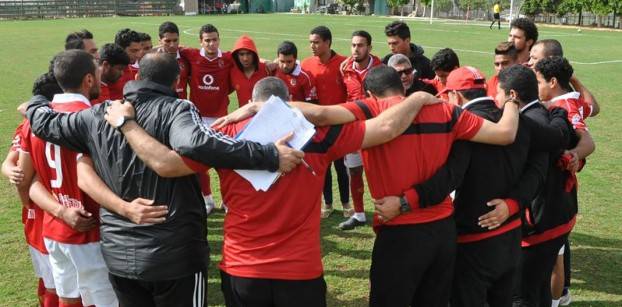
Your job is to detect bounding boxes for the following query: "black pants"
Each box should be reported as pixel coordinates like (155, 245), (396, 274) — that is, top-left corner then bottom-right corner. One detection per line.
(512, 234), (567, 307)
(369, 217), (456, 307)
(451, 228), (522, 307)
(323, 158), (349, 205)
(564, 237), (571, 288)
(109, 269), (207, 307)
(220, 271), (326, 307)
(490, 13), (501, 29)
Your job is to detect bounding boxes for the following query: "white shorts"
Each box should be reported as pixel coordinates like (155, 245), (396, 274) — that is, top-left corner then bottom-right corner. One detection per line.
(202, 116), (217, 127)
(344, 152), (363, 168)
(28, 245), (55, 289)
(44, 238), (118, 307)
(558, 244), (565, 256)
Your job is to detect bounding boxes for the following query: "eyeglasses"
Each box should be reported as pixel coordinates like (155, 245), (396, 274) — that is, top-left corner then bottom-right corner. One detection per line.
(396, 68), (414, 76)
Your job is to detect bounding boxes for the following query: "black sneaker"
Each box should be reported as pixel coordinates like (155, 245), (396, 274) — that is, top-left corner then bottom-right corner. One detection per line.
(338, 217), (366, 230)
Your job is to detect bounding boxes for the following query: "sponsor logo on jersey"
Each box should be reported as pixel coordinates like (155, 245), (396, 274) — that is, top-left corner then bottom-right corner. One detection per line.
(199, 74), (220, 91)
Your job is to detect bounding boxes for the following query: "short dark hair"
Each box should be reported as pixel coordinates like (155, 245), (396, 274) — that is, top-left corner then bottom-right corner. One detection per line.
(138, 53), (180, 87)
(64, 29), (94, 50)
(199, 24), (219, 39)
(139, 32), (152, 42)
(431, 48), (459, 72)
(364, 66), (404, 97)
(494, 41), (518, 60)
(510, 18), (539, 47)
(310, 26), (332, 46)
(32, 72), (63, 100)
(252, 77), (290, 102)
(277, 41), (298, 58)
(458, 88), (487, 101)
(115, 28), (142, 49)
(53, 50), (97, 91)
(352, 30), (372, 45)
(498, 64), (539, 103)
(159, 21), (179, 38)
(384, 21), (410, 40)
(534, 56), (573, 91)
(535, 39), (564, 57)
(99, 43), (130, 66)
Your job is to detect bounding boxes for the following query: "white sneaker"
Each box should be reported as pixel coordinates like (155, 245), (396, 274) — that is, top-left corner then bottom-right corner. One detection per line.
(204, 194), (215, 216)
(560, 290), (572, 306)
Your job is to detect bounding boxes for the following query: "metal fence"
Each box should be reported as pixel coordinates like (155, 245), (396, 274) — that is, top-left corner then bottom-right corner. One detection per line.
(0, 0), (180, 19)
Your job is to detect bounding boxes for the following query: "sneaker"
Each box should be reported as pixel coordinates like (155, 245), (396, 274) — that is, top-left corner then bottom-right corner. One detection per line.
(338, 217), (366, 230)
(321, 205), (334, 219)
(560, 290), (572, 306)
(342, 204), (354, 218)
(204, 195), (215, 216)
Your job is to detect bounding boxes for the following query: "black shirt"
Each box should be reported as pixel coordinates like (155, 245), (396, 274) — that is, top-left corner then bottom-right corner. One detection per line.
(383, 43), (435, 80)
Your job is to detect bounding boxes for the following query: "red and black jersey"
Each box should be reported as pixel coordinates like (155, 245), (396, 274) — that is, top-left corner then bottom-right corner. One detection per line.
(342, 96), (483, 230)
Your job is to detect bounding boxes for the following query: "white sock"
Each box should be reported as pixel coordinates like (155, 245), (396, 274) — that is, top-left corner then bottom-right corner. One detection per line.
(203, 194), (214, 206)
(353, 212), (366, 222)
(552, 299), (561, 307)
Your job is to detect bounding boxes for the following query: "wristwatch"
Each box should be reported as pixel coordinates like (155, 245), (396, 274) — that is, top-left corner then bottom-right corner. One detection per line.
(399, 196), (411, 214)
(114, 116), (135, 129)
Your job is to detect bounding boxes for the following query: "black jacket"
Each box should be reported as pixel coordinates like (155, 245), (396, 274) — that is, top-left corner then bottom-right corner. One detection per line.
(383, 43), (435, 79)
(411, 99), (573, 237)
(26, 80), (280, 281)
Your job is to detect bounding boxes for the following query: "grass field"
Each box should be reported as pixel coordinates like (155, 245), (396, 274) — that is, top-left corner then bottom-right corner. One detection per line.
(1, 14), (621, 306)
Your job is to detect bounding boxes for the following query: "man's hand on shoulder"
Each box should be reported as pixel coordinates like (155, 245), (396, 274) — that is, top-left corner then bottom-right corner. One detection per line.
(105, 100), (136, 130)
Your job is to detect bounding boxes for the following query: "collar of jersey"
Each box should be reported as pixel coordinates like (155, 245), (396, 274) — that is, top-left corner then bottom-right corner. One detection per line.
(551, 91), (580, 103)
(352, 55), (374, 73)
(520, 99), (540, 113)
(290, 62), (302, 76)
(52, 93), (92, 107)
(200, 48), (223, 60)
(461, 96), (494, 110)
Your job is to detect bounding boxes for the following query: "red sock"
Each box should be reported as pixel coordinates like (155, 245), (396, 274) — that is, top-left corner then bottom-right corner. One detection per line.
(37, 278), (46, 298)
(199, 172), (212, 196)
(43, 291), (59, 307)
(58, 300), (83, 307)
(350, 171), (365, 213)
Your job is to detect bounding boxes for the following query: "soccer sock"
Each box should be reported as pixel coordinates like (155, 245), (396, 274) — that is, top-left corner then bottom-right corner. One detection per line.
(43, 291), (59, 307)
(198, 172), (212, 196)
(350, 172), (365, 214)
(353, 212), (366, 222)
(552, 299), (561, 307)
(58, 300), (83, 307)
(37, 278), (46, 299)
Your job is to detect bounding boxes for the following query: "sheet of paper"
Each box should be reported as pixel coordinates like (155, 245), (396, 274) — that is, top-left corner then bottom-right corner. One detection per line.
(234, 96), (316, 191)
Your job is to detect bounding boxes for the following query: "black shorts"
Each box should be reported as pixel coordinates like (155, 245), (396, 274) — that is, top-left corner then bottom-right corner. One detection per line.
(494, 12), (501, 19)
(369, 217), (456, 307)
(451, 227), (522, 307)
(109, 269), (207, 307)
(220, 270), (326, 307)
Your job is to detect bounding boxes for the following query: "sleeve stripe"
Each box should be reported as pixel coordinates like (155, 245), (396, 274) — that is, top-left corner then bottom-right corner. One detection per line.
(354, 100), (373, 119)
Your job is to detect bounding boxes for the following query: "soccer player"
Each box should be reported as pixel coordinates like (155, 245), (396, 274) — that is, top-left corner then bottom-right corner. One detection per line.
(487, 42), (518, 103)
(387, 54), (437, 95)
(274, 41), (317, 102)
(65, 29), (99, 60)
(139, 32), (153, 58)
(338, 30), (382, 230)
(508, 17), (538, 64)
(382, 21), (435, 79)
(108, 28), (143, 99)
(105, 76), (442, 307)
(91, 43), (130, 105)
(424, 48), (460, 100)
(230, 35), (269, 107)
(157, 21), (190, 99)
(301, 25), (351, 218)
(490, 1), (501, 30)
(179, 23), (235, 211)
(19, 50), (118, 307)
(528, 39), (600, 117)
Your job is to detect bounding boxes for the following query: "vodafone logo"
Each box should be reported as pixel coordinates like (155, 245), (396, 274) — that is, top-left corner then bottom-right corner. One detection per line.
(199, 74), (220, 91)
(202, 74), (215, 86)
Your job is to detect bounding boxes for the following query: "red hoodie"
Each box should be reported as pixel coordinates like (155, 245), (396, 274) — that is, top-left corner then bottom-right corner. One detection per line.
(342, 54), (382, 101)
(230, 35), (269, 107)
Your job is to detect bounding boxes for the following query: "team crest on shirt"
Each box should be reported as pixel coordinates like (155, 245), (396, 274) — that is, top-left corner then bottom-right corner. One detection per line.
(290, 78), (297, 86)
(218, 59), (224, 68)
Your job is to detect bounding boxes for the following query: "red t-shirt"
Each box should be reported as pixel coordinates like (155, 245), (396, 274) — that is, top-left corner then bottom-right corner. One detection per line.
(275, 63), (317, 102)
(301, 52), (347, 106)
(108, 64), (139, 100)
(343, 97), (484, 229)
(20, 94), (100, 244)
(180, 48), (233, 117)
(213, 119), (365, 280)
(230, 62), (269, 107)
(486, 75), (501, 107)
(12, 121), (47, 254)
(342, 55), (382, 101)
(423, 76), (447, 100)
(176, 52), (191, 100)
(549, 92), (588, 131)
(91, 82), (110, 105)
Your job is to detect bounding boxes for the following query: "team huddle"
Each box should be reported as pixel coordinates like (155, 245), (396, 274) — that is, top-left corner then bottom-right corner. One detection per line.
(2, 17), (598, 307)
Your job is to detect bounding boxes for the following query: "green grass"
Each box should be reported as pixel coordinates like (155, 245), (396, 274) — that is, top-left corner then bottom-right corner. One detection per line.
(1, 14), (621, 306)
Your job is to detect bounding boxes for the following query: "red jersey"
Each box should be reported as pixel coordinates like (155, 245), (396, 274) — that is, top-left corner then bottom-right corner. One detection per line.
(211, 119), (365, 280)
(343, 97), (484, 229)
(230, 62), (269, 107)
(549, 92), (588, 131)
(423, 77), (448, 101)
(301, 52), (347, 106)
(91, 82), (110, 105)
(486, 75), (501, 107)
(108, 64), (139, 100)
(180, 48), (233, 117)
(12, 121), (47, 254)
(20, 93), (100, 244)
(176, 52), (191, 99)
(342, 55), (382, 101)
(275, 63), (317, 102)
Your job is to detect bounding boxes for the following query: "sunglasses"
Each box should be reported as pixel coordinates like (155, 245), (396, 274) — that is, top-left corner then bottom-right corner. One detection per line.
(396, 68), (414, 76)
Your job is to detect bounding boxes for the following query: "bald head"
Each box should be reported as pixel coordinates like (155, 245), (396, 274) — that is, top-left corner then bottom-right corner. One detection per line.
(252, 77), (289, 102)
(138, 52), (179, 87)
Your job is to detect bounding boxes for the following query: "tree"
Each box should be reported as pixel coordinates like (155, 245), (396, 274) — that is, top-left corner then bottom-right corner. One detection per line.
(588, 0), (612, 26)
(340, 0), (361, 13)
(386, 0), (409, 15)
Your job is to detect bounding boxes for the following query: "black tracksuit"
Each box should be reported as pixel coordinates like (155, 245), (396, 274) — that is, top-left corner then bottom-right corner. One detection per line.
(382, 43), (435, 79)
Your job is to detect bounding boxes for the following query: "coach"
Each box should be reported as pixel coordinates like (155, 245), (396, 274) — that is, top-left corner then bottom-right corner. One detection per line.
(25, 52), (303, 306)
